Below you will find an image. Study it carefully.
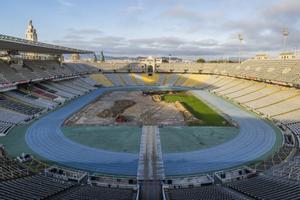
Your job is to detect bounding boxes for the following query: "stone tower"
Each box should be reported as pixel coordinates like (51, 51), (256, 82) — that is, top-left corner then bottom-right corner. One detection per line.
(26, 20), (38, 42)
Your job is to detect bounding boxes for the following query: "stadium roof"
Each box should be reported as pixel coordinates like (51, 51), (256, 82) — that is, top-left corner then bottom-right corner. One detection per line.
(0, 34), (94, 54)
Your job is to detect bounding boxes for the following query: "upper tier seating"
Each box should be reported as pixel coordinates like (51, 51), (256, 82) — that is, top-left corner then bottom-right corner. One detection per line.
(0, 60), (98, 87)
(99, 59), (300, 86)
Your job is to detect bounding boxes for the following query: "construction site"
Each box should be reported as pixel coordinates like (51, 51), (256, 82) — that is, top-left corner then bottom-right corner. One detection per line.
(64, 90), (204, 126)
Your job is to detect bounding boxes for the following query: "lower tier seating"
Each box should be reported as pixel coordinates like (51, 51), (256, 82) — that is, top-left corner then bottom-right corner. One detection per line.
(0, 121), (13, 135)
(166, 185), (244, 200)
(0, 95), (43, 116)
(50, 185), (136, 200)
(228, 175), (300, 200)
(0, 175), (75, 200)
(0, 156), (30, 181)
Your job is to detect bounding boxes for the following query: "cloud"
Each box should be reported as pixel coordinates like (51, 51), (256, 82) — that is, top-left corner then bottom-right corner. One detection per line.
(53, 33), (236, 57)
(264, 0), (300, 22)
(66, 28), (103, 35)
(161, 5), (202, 21)
(52, 0), (300, 58)
(126, 0), (144, 12)
(57, 0), (75, 7)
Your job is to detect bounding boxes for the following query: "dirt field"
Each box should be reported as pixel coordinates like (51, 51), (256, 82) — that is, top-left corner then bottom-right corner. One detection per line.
(64, 91), (186, 126)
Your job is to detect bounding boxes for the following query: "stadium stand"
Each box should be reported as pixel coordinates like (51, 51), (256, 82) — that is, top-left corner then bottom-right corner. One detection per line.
(272, 155), (300, 182)
(0, 121), (14, 136)
(131, 73), (145, 85)
(228, 175), (300, 200)
(105, 73), (124, 86)
(254, 145), (294, 173)
(0, 108), (29, 124)
(0, 59), (98, 88)
(166, 185), (245, 200)
(50, 185), (137, 200)
(0, 94), (44, 116)
(90, 74), (114, 87)
(0, 174), (75, 200)
(5, 90), (56, 109)
(0, 149), (30, 181)
(0, 146), (136, 199)
(0, 60), (98, 136)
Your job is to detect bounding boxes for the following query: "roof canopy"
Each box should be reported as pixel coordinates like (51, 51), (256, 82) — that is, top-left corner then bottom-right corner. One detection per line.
(0, 34), (94, 55)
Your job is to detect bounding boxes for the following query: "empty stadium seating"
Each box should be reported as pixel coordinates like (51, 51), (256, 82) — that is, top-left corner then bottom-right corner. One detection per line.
(0, 174), (75, 200)
(272, 156), (300, 181)
(166, 185), (244, 200)
(0, 121), (14, 136)
(0, 60), (98, 87)
(228, 175), (300, 200)
(0, 94), (44, 116)
(51, 185), (136, 200)
(0, 156), (30, 181)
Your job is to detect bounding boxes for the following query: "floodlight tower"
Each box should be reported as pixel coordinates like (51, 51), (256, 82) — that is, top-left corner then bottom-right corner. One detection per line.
(168, 54), (171, 68)
(238, 34), (244, 64)
(282, 28), (289, 51)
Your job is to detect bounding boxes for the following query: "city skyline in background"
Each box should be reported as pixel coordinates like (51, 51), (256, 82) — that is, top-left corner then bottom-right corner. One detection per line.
(0, 0), (299, 59)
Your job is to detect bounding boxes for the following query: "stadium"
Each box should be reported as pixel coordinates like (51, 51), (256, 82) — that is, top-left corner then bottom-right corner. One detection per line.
(1, 5), (300, 200)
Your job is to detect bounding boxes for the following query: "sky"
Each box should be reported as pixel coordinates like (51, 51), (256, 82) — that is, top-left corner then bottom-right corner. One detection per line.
(0, 0), (299, 59)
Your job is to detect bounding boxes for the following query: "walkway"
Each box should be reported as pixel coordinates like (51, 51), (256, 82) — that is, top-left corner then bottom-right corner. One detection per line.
(138, 126), (164, 200)
(137, 126), (165, 181)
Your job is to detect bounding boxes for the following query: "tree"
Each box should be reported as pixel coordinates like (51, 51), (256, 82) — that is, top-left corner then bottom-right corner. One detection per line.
(196, 58), (205, 63)
(162, 58), (169, 63)
(101, 51), (105, 62)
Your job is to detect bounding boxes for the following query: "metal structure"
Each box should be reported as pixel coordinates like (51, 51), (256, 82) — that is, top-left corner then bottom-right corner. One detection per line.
(238, 34), (244, 64)
(0, 34), (94, 55)
(282, 28), (289, 51)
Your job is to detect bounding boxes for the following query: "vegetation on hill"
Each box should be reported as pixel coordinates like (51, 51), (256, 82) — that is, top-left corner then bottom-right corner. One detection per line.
(196, 58), (206, 63)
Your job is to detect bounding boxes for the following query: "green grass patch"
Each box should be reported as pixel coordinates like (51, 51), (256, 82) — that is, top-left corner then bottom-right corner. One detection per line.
(0, 123), (53, 163)
(160, 126), (239, 153)
(62, 125), (141, 153)
(162, 92), (229, 126)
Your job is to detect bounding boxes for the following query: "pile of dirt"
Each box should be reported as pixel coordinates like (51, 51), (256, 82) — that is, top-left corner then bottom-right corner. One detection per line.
(152, 95), (161, 102)
(97, 100), (136, 118)
(174, 101), (203, 125)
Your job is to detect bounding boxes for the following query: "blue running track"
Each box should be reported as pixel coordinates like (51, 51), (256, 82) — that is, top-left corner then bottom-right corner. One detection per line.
(163, 90), (277, 175)
(25, 88), (140, 175)
(26, 86), (278, 176)
(25, 86), (188, 176)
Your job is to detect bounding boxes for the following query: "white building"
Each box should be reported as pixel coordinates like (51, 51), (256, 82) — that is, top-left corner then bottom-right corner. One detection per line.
(279, 52), (296, 60)
(138, 56), (162, 75)
(25, 20), (38, 42)
(25, 20), (38, 59)
(254, 54), (268, 60)
(139, 56), (162, 66)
